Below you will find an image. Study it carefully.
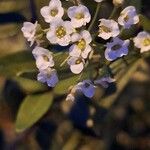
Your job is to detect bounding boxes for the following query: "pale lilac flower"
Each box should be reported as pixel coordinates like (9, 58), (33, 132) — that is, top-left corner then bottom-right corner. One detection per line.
(69, 30), (92, 59)
(67, 5), (91, 28)
(118, 6), (139, 29)
(32, 47), (54, 70)
(40, 0), (64, 23)
(76, 80), (96, 98)
(67, 57), (85, 74)
(98, 19), (120, 40)
(94, 77), (115, 88)
(21, 21), (37, 46)
(105, 37), (130, 61)
(46, 19), (73, 46)
(37, 68), (58, 87)
(133, 31), (150, 53)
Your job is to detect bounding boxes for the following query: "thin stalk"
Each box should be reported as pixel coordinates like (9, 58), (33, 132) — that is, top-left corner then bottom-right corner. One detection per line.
(60, 56), (70, 67)
(109, 6), (119, 19)
(88, 3), (101, 32)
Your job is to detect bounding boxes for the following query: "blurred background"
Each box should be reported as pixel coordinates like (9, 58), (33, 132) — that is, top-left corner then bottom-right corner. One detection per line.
(0, 0), (150, 149)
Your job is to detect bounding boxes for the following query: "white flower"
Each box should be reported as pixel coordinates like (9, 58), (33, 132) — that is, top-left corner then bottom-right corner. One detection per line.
(98, 19), (120, 40)
(66, 94), (75, 101)
(133, 31), (150, 53)
(67, 5), (91, 28)
(76, 80), (96, 98)
(21, 21), (37, 46)
(94, 77), (115, 88)
(37, 68), (58, 87)
(46, 19), (73, 46)
(105, 37), (130, 61)
(113, 0), (124, 6)
(32, 47), (54, 70)
(40, 0), (64, 23)
(69, 30), (92, 59)
(67, 57), (85, 74)
(94, 0), (103, 2)
(118, 6), (139, 29)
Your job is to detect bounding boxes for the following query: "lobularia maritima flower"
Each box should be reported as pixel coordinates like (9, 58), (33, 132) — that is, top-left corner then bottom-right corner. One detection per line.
(40, 0), (64, 23)
(67, 5), (91, 28)
(105, 37), (130, 61)
(67, 56), (85, 74)
(94, 77), (115, 88)
(46, 19), (74, 46)
(133, 31), (150, 53)
(76, 80), (96, 98)
(113, 0), (124, 6)
(94, 0), (103, 2)
(118, 6), (139, 29)
(32, 47), (54, 70)
(98, 19), (120, 40)
(37, 68), (59, 87)
(69, 30), (92, 59)
(21, 21), (37, 46)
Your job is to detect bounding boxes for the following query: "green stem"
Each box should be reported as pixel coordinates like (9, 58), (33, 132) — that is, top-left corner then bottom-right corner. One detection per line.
(88, 3), (101, 32)
(60, 56), (70, 67)
(109, 6), (119, 19)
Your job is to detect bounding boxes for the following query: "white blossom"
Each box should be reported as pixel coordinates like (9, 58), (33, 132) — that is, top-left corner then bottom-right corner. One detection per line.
(21, 21), (37, 46)
(67, 5), (91, 28)
(66, 94), (75, 101)
(113, 0), (124, 6)
(40, 0), (64, 23)
(133, 31), (150, 53)
(67, 57), (85, 74)
(94, 77), (115, 88)
(69, 30), (92, 59)
(98, 19), (120, 40)
(105, 37), (130, 61)
(76, 80), (96, 98)
(118, 6), (139, 29)
(94, 0), (103, 2)
(46, 19), (73, 46)
(37, 68), (58, 87)
(32, 47), (54, 70)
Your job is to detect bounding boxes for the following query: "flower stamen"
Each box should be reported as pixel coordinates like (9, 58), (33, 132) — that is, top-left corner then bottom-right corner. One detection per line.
(56, 26), (66, 39)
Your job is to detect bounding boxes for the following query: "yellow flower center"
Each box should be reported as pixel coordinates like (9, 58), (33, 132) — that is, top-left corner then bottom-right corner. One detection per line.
(42, 55), (49, 62)
(124, 15), (129, 22)
(77, 39), (86, 50)
(99, 25), (111, 33)
(75, 59), (82, 64)
(112, 44), (122, 51)
(50, 8), (58, 17)
(56, 26), (66, 39)
(75, 13), (84, 20)
(143, 38), (150, 46)
(46, 68), (52, 78)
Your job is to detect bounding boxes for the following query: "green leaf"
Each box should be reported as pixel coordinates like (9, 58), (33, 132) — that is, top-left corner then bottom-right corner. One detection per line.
(54, 71), (90, 95)
(54, 75), (79, 95)
(15, 92), (53, 132)
(139, 14), (150, 31)
(0, 50), (35, 77)
(13, 77), (48, 94)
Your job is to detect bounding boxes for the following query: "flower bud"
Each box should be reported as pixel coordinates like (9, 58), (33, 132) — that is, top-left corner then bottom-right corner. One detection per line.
(113, 0), (124, 6)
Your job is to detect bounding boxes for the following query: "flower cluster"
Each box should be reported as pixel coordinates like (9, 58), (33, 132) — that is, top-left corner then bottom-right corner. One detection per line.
(21, 0), (150, 100)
